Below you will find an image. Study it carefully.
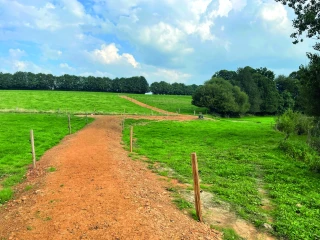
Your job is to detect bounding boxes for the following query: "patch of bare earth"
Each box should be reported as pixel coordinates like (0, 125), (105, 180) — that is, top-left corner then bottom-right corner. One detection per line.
(120, 95), (178, 115)
(0, 116), (220, 240)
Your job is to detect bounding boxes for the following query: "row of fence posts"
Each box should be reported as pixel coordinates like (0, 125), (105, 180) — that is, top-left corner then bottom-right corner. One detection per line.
(128, 125), (203, 222)
(29, 114), (75, 169)
(31, 116), (203, 222)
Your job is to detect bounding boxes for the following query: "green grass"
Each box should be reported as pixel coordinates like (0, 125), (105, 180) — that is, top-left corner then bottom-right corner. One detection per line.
(0, 113), (92, 203)
(0, 90), (157, 115)
(123, 117), (320, 240)
(127, 94), (208, 115)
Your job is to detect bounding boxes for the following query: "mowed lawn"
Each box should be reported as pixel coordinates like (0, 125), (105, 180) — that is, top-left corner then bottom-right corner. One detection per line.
(0, 113), (92, 203)
(127, 94), (208, 115)
(0, 90), (157, 115)
(123, 117), (320, 240)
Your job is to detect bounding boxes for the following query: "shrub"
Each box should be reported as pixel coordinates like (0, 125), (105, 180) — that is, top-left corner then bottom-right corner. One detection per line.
(275, 110), (313, 139)
(279, 140), (320, 172)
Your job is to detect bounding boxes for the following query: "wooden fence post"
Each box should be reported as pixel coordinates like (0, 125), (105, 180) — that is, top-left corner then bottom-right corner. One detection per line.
(191, 152), (202, 222)
(130, 126), (133, 152)
(30, 130), (36, 169)
(68, 114), (71, 134)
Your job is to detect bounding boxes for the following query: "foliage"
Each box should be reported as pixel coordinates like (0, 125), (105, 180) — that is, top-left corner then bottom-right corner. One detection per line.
(0, 90), (156, 115)
(279, 140), (320, 172)
(127, 94), (207, 115)
(192, 77), (250, 116)
(297, 54), (320, 116)
(0, 113), (92, 204)
(0, 72), (149, 94)
(150, 81), (198, 95)
(275, 0), (320, 52)
(123, 117), (320, 239)
(275, 109), (313, 139)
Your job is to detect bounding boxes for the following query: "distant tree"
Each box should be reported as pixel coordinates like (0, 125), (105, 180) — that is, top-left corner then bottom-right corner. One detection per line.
(254, 73), (279, 114)
(298, 56), (320, 116)
(235, 67), (262, 113)
(192, 77), (250, 116)
(255, 67), (275, 80)
(212, 70), (237, 81)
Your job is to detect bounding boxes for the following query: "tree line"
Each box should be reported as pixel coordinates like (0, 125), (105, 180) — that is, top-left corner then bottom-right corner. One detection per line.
(0, 72), (149, 94)
(150, 81), (199, 95)
(192, 66), (308, 116)
(0, 71), (201, 95)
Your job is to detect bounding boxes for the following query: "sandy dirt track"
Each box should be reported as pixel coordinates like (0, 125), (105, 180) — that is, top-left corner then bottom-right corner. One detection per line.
(0, 115), (220, 240)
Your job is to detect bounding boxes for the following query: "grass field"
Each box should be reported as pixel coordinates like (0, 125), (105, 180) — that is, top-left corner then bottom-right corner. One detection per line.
(127, 94), (208, 115)
(0, 113), (92, 204)
(123, 117), (320, 240)
(0, 90), (158, 115)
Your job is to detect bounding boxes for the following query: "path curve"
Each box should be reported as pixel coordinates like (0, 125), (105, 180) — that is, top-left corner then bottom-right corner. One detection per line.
(120, 95), (178, 115)
(0, 116), (220, 240)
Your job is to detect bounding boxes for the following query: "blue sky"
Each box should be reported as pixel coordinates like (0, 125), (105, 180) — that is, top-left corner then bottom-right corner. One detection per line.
(0, 0), (315, 85)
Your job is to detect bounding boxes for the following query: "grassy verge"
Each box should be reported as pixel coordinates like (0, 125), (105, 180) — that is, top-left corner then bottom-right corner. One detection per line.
(122, 117), (320, 239)
(0, 113), (93, 204)
(126, 94), (208, 115)
(0, 90), (157, 115)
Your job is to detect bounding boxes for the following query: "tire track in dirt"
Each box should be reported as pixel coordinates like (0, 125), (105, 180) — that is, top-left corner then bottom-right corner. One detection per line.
(120, 95), (178, 115)
(0, 116), (220, 240)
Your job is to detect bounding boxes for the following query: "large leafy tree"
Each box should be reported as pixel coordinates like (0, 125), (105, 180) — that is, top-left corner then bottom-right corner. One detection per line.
(275, 0), (319, 51)
(276, 0), (320, 115)
(192, 77), (250, 116)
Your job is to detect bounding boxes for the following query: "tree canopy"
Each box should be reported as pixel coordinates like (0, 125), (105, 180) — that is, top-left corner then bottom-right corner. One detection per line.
(275, 0), (320, 51)
(192, 77), (250, 116)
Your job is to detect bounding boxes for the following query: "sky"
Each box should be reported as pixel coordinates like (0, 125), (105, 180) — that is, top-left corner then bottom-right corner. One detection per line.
(0, 0), (316, 85)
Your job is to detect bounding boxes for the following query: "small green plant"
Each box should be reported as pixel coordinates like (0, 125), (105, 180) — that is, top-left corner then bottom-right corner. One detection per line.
(44, 216), (52, 221)
(47, 167), (56, 172)
(173, 198), (193, 210)
(25, 185), (33, 191)
(0, 188), (13, 204)
(26, 226), (32, 231)
(211, 226), (244, 240)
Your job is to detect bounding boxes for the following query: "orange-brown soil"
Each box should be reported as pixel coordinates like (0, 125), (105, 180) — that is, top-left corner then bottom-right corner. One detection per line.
(0, 116), (221, 240)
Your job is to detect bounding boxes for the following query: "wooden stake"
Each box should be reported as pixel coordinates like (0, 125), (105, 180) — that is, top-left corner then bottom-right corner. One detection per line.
(68, 114), (71, 134)
(194, 110), (196, 115)
(191, 152), (202, 222)
(130, 126), (133, 152)
(30, 130), (36, 169)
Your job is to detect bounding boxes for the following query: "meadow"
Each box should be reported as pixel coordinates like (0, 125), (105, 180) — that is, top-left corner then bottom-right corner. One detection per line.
(0, 113), (92, 204)
(0, 90), (157, 115)
(123, 117), (320, 240)
(127, 94), (208, 115)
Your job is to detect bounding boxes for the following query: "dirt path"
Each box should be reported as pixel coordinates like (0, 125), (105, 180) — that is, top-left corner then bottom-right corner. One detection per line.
(0, 116), (220, 240)
(120, 96), (178, 115)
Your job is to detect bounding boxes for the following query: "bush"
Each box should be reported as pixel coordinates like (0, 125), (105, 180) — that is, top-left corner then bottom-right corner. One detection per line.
(279, 140), (320, 172)
(275, 110), (313, 139)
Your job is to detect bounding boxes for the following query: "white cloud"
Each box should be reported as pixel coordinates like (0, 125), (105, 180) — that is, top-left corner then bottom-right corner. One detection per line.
(154, 68), (191, 83)
(89, 43), (139, 68)
(260, 2), (291, 34)
(9, 49), (26, 59)
(41, 45), (62, 60)
(59, 63), (74, 71)
(61, 0), (85, 18)
(14, 61), (27, 71)
(139, 22), (184, 52)
(209, 0), (233, 18)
